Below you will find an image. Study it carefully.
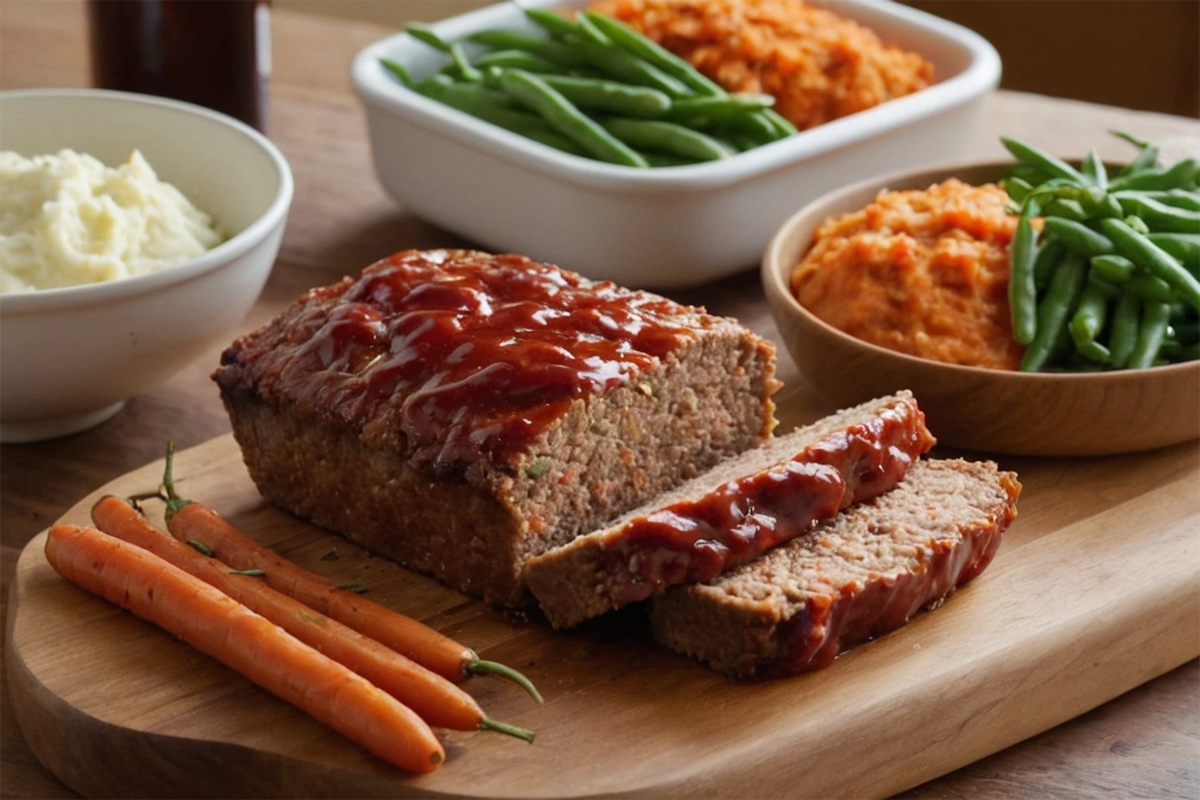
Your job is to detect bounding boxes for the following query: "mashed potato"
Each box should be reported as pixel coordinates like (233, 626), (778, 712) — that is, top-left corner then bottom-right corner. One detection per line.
(0, 149), (222, 293)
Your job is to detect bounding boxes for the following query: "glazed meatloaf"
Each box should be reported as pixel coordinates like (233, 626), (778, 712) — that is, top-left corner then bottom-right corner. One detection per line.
(649, 458), (1021, 678)
(214, 249), (780, 606)
(524, 392), (934, 628)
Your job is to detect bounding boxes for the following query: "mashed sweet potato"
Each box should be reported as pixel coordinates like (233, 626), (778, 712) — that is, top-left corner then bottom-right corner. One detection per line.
(789, 179), (1024, 371)
(587, 0), (935, 131)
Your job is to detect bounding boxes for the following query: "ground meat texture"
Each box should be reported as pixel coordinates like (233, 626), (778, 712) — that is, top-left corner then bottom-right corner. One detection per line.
(790, 179), (1025, 371)
(648, 458), (1020, 679)
(215, 249), (780, 606)
(523, 392), (933, 629)
(587, 0), (935, 131)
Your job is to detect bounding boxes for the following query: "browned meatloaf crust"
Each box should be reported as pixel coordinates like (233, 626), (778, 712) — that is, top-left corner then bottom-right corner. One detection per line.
(649, 458), (1020, 678)
(214, 249), (780, 606)
(523, 392), (934, 628)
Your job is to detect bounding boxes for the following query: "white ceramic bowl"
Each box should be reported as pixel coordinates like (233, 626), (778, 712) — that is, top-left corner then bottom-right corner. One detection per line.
(0, 89), (293, 443)
(351, 0), (1000, 288)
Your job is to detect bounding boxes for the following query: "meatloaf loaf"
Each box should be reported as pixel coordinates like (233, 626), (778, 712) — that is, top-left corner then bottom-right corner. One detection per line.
(649, 458), (1021, 678)
(523, 392), (935, 628)
(214, 249), (780, 606)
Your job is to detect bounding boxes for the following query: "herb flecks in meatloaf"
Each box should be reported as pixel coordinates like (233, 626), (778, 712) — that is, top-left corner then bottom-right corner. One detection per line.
(215, 250), (780, 605)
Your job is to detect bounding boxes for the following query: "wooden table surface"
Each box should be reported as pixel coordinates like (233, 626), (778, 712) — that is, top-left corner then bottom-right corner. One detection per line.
(2, 2), (1197, 797)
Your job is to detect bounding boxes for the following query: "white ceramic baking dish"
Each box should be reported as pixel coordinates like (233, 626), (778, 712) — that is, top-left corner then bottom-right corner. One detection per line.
(351, 0), (1001, 288)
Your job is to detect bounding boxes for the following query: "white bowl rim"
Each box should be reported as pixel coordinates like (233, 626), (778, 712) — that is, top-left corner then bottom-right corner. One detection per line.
(0, 88), (294, 312)
(350, 0), (1002, 192)
(761, 157), (1200, 383)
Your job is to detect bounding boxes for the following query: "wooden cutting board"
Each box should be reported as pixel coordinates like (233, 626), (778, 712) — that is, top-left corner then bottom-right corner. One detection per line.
(7, 422), (1199, 799)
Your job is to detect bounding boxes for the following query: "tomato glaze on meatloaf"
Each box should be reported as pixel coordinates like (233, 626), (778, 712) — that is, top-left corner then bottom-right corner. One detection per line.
(214, 249), (781, 605)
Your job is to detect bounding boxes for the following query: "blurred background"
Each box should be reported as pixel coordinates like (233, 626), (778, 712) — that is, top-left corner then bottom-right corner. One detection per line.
(276, 0), (1200, 118)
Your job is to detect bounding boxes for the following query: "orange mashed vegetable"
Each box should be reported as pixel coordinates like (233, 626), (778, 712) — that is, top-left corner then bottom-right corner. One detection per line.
(587, 0), (934, 131)
(790, 179), (1024, 371)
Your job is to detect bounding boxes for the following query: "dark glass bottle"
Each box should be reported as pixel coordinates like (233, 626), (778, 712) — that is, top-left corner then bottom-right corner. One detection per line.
(86, 0), (270, 131)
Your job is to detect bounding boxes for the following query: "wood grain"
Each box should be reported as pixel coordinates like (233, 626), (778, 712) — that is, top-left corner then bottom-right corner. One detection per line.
(6, 425), (1199, 798)
(3, 1), (1200, 797)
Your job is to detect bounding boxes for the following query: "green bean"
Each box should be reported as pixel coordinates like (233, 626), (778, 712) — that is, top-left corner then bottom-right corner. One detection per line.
(1081, 148), (1107, 190)
(1089, 253), (1136, 284)
(1032, 238), (1067, 292)
(666, 94), (775, 124)
(467, 30), (589, 67)
(406, 24), (451, 52)
(1043, 198), (1089, 222)
(640, 151), (696, 167)
(582, 11), (725, 97)
(1126, 273), (1178, 304)
(1003, 176), (1035, 205)
(1069, 274), (1111, 351)
(666, 96), (782, 141)
(1110, 130), (1152, 150)
(1109, 158), (1198, 192)
(599, 116), (733, 162)
(1001, 136), (1086, 184)
(1043, 217), (1116, 257)
(1020, 252), (1088, 372)
(1076, 339), (1113, 364)
(1008, 163), (1050, 187)
(1009, 213), (1039, 345)
(405, 24), (480, 80)
(724, 129), (766, 152)
(1127, 301), (1172, 369)
(573, 13), (614, 45)
(496, 69), (647, 167)
(1107, 291), (1141, 368)
(523, 8), (577, 39)
(417, 78), (584, 155)
(534, 74), (672, 117)
(1114, 189), (1200, 212)
(1098, 217), (1200, 312)
(759, 108), (799, 137)
(1110, 130), (1159, 177)
(1113, 194), (1200, 233)
(379, 57), (414, 87)
(572, 37), (692, 98)
(1146, 233), (1200, 273)
(1082, 191), (1125, 219)
(474, 49), (567, 74)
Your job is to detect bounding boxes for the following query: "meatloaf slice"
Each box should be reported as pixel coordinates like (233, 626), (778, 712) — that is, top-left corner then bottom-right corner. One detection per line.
(649, 458), (1020, 679)
(523, 392), (935, 628)
(214, 249), (780, 606)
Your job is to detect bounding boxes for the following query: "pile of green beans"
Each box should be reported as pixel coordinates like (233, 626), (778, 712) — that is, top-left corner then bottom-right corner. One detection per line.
(379, 10), (797, 168)
(1002, 132), (1200, 372)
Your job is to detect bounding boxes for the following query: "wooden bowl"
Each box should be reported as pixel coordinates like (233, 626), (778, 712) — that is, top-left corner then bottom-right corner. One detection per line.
(761, 162), (1200, 457)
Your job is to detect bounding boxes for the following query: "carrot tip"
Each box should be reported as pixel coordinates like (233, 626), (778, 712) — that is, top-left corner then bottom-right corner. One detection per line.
(463, 659), (544, 704)
(479, 717), (536, 743)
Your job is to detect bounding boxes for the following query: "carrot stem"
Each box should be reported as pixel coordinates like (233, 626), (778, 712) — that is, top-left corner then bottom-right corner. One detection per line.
(465, 658), (544, 704)
(480, 717), (536, 743)
(155, 443), (544, 702)
(45, 523), (445, 774)
(90, 495), (533, 738)
(161, 440), (192, 520)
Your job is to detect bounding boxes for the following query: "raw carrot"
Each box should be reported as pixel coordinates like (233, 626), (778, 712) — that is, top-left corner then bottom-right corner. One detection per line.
(91, 495), (534, 742)
(44, 524), (446, 774)
(153, 443), (542, 703)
